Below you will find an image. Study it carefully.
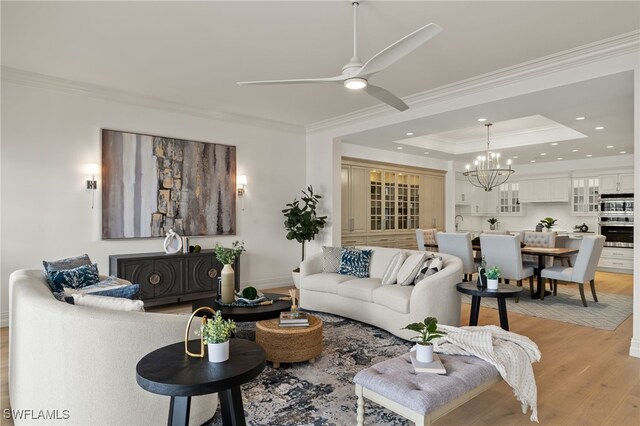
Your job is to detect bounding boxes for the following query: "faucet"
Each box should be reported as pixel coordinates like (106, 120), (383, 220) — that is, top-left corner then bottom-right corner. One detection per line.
(455, 215), (463, 231)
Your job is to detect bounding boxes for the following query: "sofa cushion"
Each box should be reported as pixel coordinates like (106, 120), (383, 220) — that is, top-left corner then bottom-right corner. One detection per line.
(414, 257), (442, 284)
(302, 273), (352, 294)
(64, 282), (141, 301)
(322, 246), (342, 273)
(365, 247), (403, 279)
(46, 263), (100, 293)
(372, 285), (414, 314)
(338, 248), (372, 278)
(381, 252), (406, 285)
(71, 293), (145, 312)
(397, 253), (426, 286)
(337, 278), (382, 302)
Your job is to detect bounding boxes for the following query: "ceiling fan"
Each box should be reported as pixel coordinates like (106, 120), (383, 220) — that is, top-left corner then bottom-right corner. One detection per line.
(237, 1), (442, 112)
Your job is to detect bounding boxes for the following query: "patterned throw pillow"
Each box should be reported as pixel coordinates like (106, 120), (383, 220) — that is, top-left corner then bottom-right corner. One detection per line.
(381, 252), (407, 285)
(338, 248), (373, 278)
(64, 283), (141, 302)
(46, 263), (100, 293)
(414, 257), (443, 284)
(322, 246), (342, 273)
(397, 253), (426, 286)
(43, 254), (92, 273)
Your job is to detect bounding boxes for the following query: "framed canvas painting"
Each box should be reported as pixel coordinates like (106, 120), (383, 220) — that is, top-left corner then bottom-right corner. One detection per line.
(102, 129), (236, 239)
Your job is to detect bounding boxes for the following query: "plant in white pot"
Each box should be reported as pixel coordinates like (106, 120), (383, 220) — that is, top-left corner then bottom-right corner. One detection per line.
(282, 185), (327, 287)
(200, 310), (236, 363)
(487, 217), (499, 230)
(214, 240), (245, 303)
(402, 317), (446, 363)
(485, 266), (500, 290)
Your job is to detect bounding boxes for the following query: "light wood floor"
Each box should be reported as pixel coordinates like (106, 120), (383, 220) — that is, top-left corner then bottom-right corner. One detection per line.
(1, 271), (638, 425)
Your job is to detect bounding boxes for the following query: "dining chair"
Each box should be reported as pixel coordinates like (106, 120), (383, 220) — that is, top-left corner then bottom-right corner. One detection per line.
(480, 234), (535, 296)
(436, 232), (477, 282)
(415, 228), (438, 251)
(540, 235), (606, 306)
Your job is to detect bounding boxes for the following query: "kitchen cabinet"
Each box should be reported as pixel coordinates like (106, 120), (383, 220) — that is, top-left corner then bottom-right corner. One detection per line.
(341, 165), (368, 235)
(599, 173), (634, 194)
(598, 247), (633, 273)
(519, 178), (569, 202)
(571, 177), (599, 215)
(455, 180), (471, 205)
(498, 182), (522, 215)
(422, 174), (445, 229)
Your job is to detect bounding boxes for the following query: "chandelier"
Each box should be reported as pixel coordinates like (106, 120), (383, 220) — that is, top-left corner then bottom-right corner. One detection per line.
(463, 123), (514, 192)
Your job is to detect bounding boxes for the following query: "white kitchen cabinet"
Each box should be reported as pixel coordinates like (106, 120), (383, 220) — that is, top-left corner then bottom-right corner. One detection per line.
(598, 247), (633, 273)
(519, 178), (569, 202)
(572, 177), (599, 216)
(498, 182), (523, 215)
(599, 173), (634, 194)
(455, 180), (471, 205)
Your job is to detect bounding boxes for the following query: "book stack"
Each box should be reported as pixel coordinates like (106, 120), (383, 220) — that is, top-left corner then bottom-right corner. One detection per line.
(279, 311), (309, 327)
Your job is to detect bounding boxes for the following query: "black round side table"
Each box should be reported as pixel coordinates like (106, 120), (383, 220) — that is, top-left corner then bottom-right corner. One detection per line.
(456, 282), (523, 331)
(136, 338), (265, 426)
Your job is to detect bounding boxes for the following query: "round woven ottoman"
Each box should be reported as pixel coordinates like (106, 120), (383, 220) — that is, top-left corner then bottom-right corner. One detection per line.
(255, 315), (323, 368)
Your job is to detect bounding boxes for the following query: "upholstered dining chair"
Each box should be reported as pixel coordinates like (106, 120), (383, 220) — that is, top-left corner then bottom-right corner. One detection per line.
(523, 231), (557, 268)
(480, 234), (535, 296)
(415, 228), (438, 251)
(540, 235), (606, 307)
(436, 232), (477, 282)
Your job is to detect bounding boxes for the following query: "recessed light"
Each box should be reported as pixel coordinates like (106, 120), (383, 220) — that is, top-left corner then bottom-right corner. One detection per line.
(478, 118), (487, 122)
(424, 151), (429, 155)
(512, 155), (518, 159)
(540, 153), (547, 156)
(572, 149), (579, 152)
(607, 145), (614, 148)
(586, 154), (592, 158)
(595, 126), (605, 130)
(530, 160), (536, 163)
(576, 117), (585, 120)
(551, 143), (558, 146)
(557, 157), (563, 160)
(397, 146), (403, 150)
(406, 132), (414, 136)
(620, 151), (627, 154)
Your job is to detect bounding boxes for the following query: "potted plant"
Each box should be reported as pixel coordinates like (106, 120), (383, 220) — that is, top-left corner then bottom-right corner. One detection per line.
(282, 185), (327, 286)
(485, 266), (500, 290)
(199, 310), (236, 363)
(402, 317), (446, 363)
(487, 217), (499, 230)
(539, 217), (557, 231)
(214, 240), (246, 303)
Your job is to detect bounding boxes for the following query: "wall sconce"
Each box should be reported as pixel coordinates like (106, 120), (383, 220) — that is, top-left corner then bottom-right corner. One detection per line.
(87, 163), (99, 209)
(237, 175), (247, 210)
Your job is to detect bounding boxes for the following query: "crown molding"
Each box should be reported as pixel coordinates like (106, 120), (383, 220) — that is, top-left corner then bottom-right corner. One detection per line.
(306, 30), (640, 135)
(1, 66), (305, 135)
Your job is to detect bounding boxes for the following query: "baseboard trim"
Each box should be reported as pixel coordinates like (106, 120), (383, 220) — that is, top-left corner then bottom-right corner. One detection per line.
(0, 311), (9, 328)
(241, 276), (293, 291)
(630, 337), (640, 358)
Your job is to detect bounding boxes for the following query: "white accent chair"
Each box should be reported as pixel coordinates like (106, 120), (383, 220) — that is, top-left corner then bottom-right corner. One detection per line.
(540, 235), (606, 306)
(523, 231), (557, 268)
(415, 228), (438, 251)
(480, 234), (535, 296)
(436, 232), (477, 282)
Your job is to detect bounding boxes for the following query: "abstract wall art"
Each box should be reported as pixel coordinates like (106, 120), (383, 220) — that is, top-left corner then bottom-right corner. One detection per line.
(102, 129), (236, 239)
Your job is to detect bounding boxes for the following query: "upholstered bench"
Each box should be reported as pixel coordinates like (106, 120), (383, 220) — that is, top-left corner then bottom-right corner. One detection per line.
(354, 352), (526, 425)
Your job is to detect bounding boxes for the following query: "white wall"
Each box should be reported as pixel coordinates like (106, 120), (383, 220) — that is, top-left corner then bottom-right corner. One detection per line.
(0, 82), (307, 325)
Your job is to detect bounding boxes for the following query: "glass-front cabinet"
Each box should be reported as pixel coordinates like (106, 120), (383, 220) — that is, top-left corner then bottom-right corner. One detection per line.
(370, 170), (383, 230)
(572, 177), (599, 215)
(383, 171), (396, 230)
(498, 182), (520, 214)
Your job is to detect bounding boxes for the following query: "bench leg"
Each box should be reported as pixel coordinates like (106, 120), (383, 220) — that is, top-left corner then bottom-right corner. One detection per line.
(355, 384), (365, 426)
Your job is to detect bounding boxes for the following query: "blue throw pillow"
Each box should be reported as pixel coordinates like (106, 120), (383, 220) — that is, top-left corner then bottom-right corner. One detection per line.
(338, 248), (372, 278)
(90, 283), (140, 299)
(46, 263), (100, 293)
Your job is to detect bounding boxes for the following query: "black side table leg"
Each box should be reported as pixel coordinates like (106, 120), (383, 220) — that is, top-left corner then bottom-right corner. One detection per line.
(497, 298), (510, 331)
(220, 386), (246, 426)
(168, 396), (191, 426)
(469, 296), (481, 326)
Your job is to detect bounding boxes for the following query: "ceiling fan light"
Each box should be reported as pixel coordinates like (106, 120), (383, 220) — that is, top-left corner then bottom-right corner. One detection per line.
(344, 78), (367, 90)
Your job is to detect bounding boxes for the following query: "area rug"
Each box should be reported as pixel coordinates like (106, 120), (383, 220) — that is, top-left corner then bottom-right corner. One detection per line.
(209, 312), (413, 426)
(461, 286), (633, 331)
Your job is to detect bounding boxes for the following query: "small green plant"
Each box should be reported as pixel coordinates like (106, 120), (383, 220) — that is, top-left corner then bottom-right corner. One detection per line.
(402, 317), (446, 346)
(487, 217), (498, 225)
(486, 266), (500, 280)
(198, 310), (236, 344)
(214, 240), (245, 265)
(539, 217), (557, 229)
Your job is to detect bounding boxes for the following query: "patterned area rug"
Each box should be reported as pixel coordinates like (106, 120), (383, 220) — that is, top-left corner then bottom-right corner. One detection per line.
(462, 286), (632, 330)
(209, 312), (413, 426)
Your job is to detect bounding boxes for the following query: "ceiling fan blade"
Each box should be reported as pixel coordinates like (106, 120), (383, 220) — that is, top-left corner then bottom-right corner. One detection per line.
(237, 75), (345, 86)
(357, 23), (442, 78)
(364, 84), (409, 112)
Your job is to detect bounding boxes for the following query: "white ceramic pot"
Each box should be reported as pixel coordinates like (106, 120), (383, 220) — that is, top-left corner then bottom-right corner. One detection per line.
(207, 341), (230, 363)
(416, 343), (434, 363)
(221, 264), (235, 303)
(487, 278), (499, 290)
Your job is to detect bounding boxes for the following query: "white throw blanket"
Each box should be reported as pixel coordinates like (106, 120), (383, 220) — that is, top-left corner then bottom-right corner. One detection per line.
(433, 325), (541, 422)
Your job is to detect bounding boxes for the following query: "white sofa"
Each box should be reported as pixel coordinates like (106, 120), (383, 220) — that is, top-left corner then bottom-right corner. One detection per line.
(9, 269), (218, 425)
(299, 247), (463, 340)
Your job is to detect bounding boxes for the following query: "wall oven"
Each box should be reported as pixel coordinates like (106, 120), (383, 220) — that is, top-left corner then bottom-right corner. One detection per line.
(599, 193), (634, 248)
